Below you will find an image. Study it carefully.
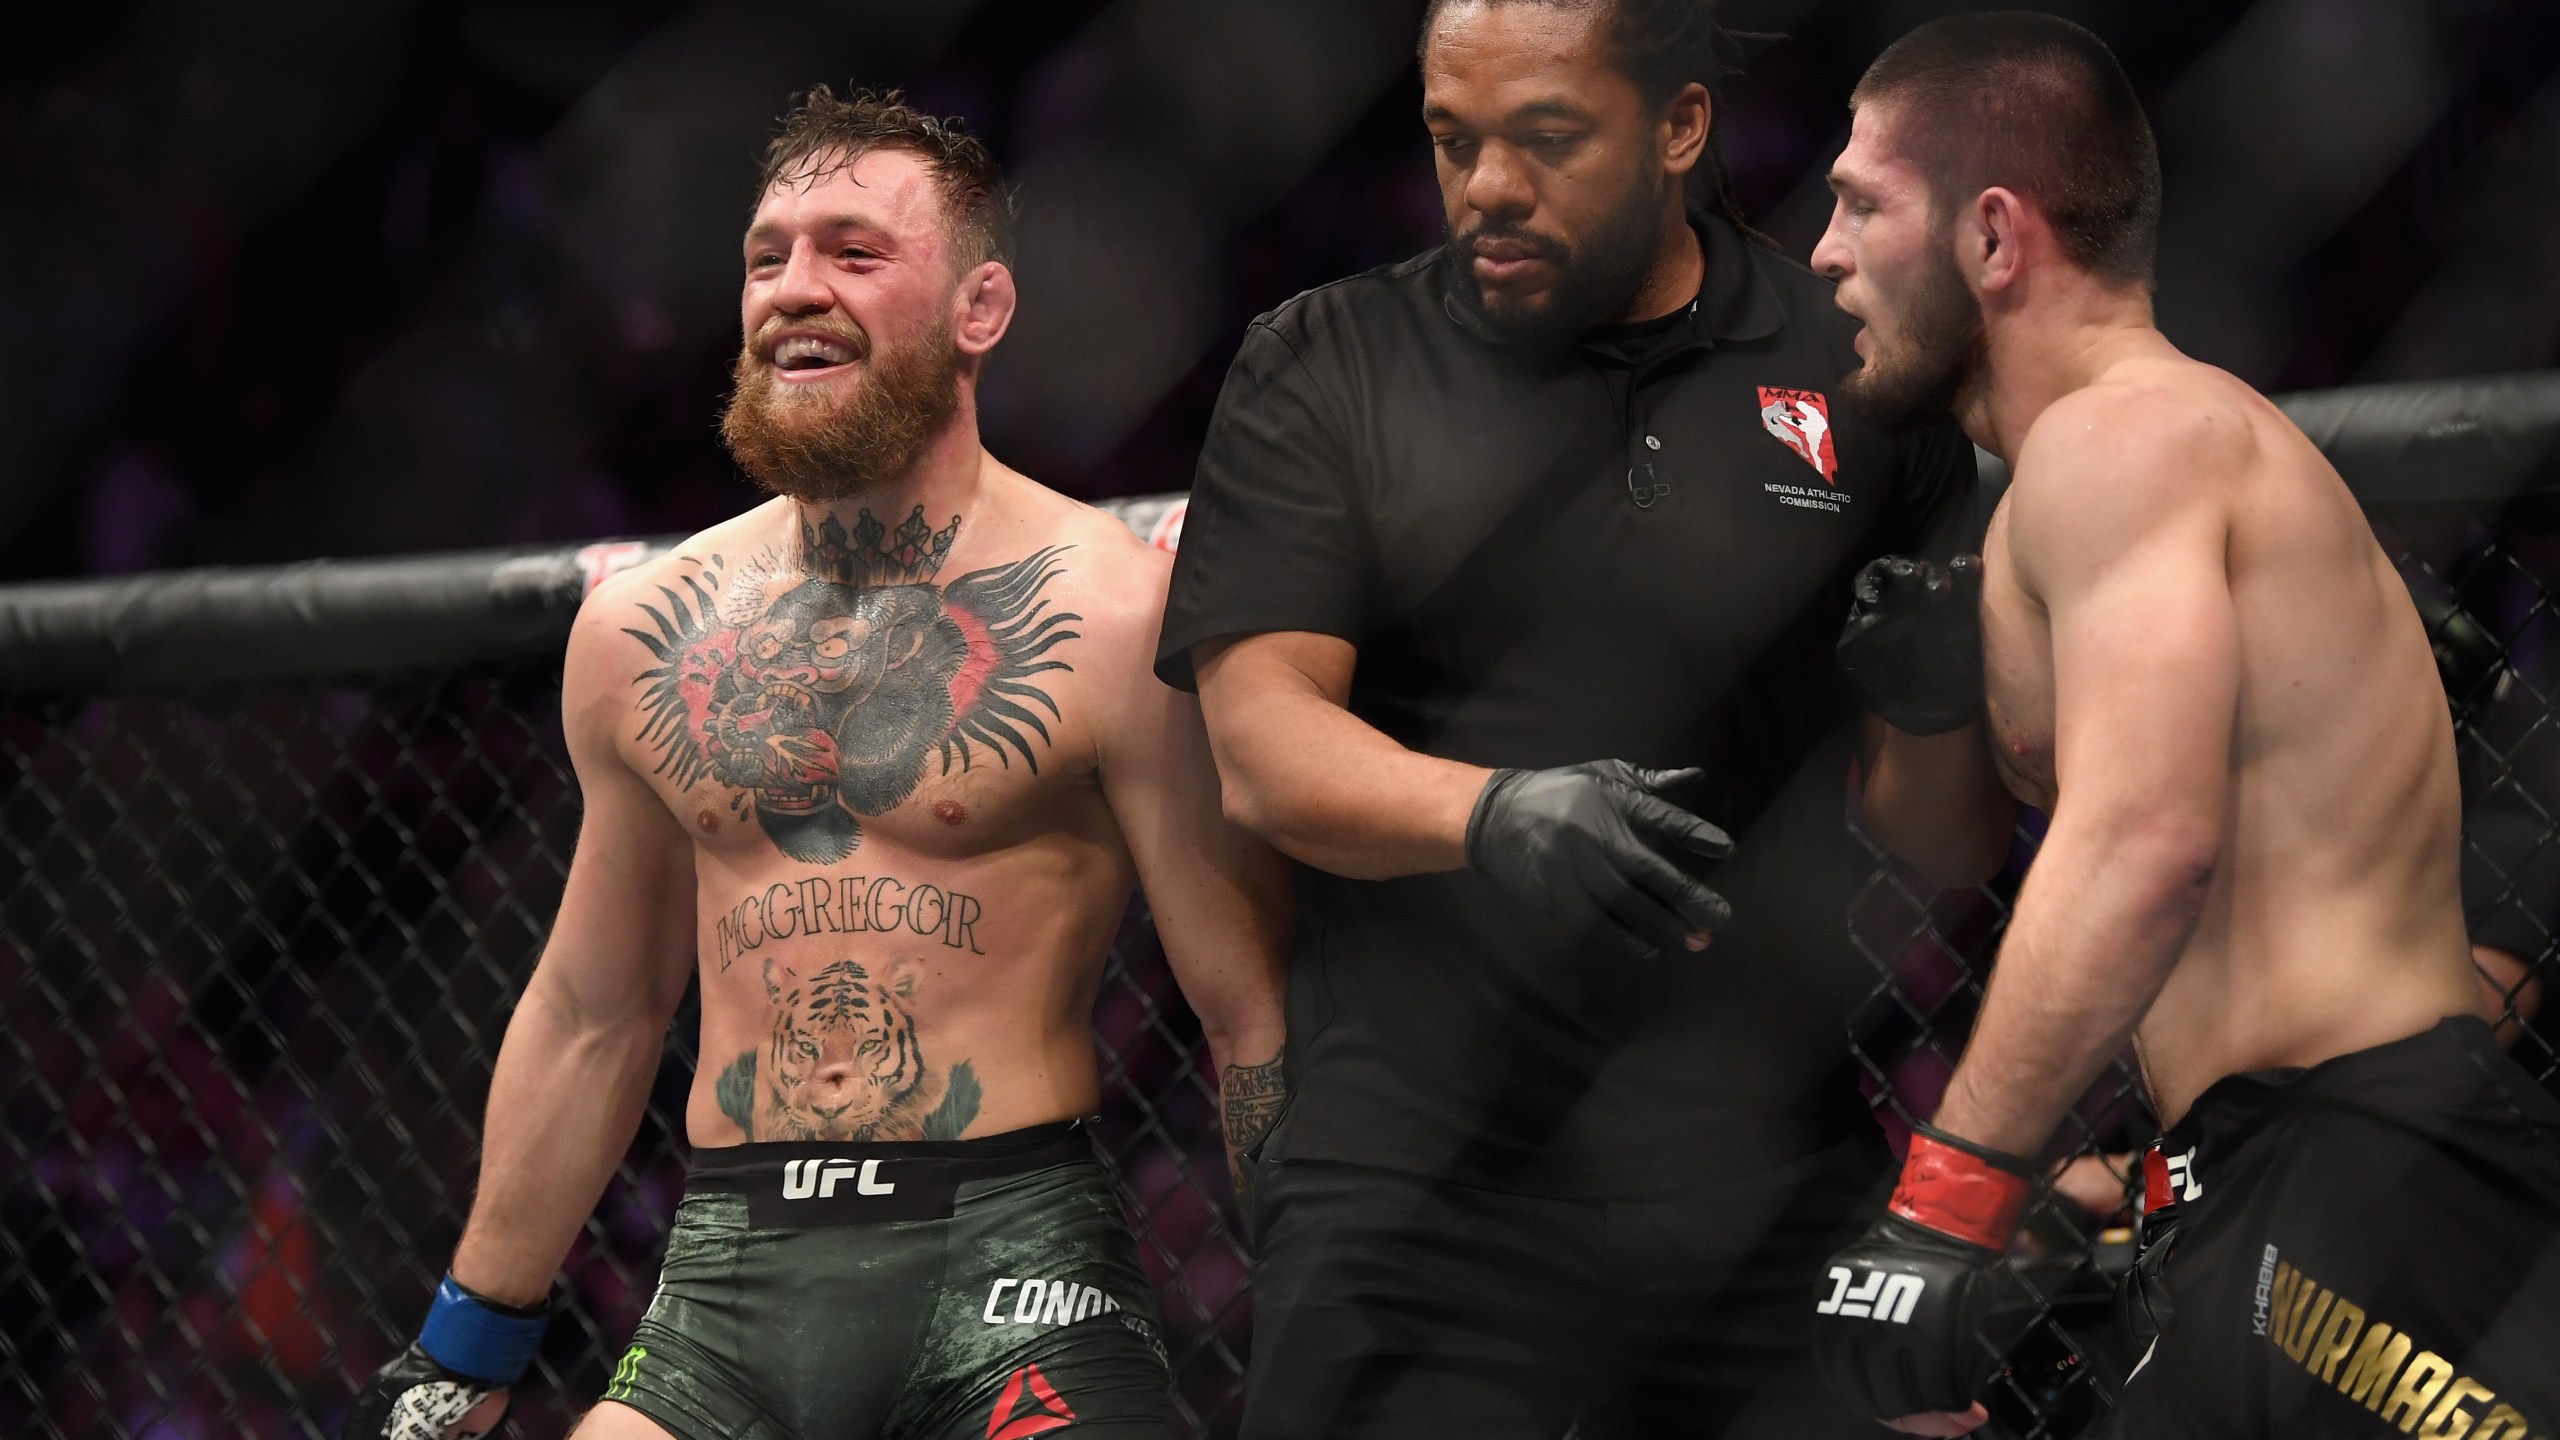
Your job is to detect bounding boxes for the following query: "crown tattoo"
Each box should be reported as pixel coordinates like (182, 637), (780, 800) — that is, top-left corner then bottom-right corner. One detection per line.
(802, 507), (960, 587)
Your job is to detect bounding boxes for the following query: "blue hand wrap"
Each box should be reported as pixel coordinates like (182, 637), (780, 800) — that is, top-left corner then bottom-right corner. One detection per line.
(417, 1276), (548, 1385)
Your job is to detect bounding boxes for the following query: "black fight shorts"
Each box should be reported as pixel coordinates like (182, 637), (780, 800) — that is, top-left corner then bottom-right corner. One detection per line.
(600, 1122), (1172, 1440)
(2107, 1017), (2560, 1440)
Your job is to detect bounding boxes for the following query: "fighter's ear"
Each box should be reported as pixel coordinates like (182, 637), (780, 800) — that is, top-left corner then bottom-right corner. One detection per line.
(952, 260), (1015, 358)
(1969, 186), (2029, 296)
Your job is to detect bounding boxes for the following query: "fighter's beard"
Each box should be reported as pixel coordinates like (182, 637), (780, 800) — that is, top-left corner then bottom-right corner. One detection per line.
(1840, 237), (1987, 429)
(721, 321), (963, 502)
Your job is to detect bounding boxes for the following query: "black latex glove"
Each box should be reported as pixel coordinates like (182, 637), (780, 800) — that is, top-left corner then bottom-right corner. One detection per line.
(342, 1340), (512, 1440)
(1811, 1213), (2037, 1419)
(1465, 760), (1733, 958)
(1837, 554), (1986, 736)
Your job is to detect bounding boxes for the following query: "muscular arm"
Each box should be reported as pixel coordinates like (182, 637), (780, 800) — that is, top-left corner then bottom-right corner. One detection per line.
(1192, 630), (1490, 879)
(1932, 400), (2240, 1155)
(1860, 719), (2018, 889)
(1102, 611), (1294, 1207)
(449, 594), (698, 1307)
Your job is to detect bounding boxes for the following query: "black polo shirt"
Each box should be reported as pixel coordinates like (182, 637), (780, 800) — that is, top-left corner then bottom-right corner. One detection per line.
(1156, 213), (1977, 1198)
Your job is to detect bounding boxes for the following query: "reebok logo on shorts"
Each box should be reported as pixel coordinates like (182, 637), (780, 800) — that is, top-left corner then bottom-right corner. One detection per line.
(2264, 1258), (2543, 1438)
(982, 1276), (1123, 1326)
(985, 1362), (1076, 1439)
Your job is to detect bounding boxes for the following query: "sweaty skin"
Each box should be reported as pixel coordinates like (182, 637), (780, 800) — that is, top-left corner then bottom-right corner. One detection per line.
(1976, 362), (2479, 1127)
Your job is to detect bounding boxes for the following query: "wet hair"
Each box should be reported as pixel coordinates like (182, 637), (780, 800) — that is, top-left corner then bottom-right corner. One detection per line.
(1418, 0), (1779, 250)
(756, 86), (1014, 269)
(1852, 12), (2160, 286)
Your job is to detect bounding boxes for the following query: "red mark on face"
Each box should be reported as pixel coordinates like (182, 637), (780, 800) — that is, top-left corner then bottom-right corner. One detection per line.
(933, 799), (969, 826)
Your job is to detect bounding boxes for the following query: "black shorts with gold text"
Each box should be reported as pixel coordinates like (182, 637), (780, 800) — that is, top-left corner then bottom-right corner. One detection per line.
(2106, 1018), (2560, 1440)
(602, 1122), (1172, 1440)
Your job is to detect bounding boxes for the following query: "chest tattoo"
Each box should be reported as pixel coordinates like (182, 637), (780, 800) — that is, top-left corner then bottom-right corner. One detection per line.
(626, 507), (1081, 862)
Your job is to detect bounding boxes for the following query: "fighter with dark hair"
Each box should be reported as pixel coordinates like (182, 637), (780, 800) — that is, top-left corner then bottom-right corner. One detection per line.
(1804, 14), (2560, 1437)
(342, 88), (1290, 1440)
(1160, 0), (2010, 1436)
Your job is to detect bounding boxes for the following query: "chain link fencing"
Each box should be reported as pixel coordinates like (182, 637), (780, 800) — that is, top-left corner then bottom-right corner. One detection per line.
(4, 382), (2556, 1440)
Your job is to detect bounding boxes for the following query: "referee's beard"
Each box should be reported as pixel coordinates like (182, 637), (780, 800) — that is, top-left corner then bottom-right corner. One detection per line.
(721, 315), (964, 503)
(1449, 155), (1670, 351)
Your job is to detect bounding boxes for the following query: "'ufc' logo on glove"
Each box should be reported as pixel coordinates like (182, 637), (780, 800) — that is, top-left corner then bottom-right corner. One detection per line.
(1817, 1264), (1928, 1323)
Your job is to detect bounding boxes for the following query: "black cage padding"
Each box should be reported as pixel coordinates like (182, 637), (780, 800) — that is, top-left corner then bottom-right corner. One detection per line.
(0, 493), (1189, 693)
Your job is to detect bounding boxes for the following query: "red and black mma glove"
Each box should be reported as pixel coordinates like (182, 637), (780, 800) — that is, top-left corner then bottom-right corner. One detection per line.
(1837, 554), (1987, 736)
(2115, 1145), (2181, 1366)
(1812, 1124), (2036, 1420)
(343, 1275), (551, 1440)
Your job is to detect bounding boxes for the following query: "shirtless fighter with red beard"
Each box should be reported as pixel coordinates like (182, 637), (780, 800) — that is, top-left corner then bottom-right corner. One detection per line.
(344, 89), (1289, 1440)
(1803, 15), (2560, 1439)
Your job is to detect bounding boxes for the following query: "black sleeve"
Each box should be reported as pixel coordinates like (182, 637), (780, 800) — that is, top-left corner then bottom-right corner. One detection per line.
(1153, 318), (1371, 691)
(1885, 417), (1986, 560)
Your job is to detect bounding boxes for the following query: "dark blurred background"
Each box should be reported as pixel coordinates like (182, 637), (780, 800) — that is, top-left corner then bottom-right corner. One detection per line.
(1, 0), (2556, 581)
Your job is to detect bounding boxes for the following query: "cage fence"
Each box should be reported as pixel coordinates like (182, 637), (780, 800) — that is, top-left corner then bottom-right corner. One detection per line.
(2, 381), (2556, 1440)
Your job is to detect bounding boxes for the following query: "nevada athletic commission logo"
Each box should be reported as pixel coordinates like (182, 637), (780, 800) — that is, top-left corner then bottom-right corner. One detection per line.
(1758, 386), (1839, 483)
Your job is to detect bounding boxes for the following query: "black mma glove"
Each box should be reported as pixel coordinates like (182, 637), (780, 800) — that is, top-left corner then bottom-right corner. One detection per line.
(343, 1276), (550, 1440)
(1813, 1125), (2039, 1421)
(1837, 554), (1986, 736)
(2115, 1145), (2181, 1370)
(1466, 760), (1733, 959)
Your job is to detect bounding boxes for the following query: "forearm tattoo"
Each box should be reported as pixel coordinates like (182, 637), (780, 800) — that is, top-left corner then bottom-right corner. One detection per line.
(1220, 1056), (1288, 1201)
(624, 508), (1079, 862)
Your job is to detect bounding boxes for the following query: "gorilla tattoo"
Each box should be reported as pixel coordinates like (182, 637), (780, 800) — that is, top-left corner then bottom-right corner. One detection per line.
(628, 507), (1079, 862)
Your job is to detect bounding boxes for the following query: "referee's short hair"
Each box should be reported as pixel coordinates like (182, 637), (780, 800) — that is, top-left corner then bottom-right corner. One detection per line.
(1852, 11), (2160, 288)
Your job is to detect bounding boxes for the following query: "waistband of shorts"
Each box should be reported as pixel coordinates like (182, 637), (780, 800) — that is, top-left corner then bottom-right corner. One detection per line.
(2165, 1014), (2560, 1156)
(684, 1120), (1093, 1191)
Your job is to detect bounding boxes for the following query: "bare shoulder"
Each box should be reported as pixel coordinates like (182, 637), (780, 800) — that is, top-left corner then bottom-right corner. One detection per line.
(2007, 361), (2255, 574)
(566, 503), (792, 706)
(979, 467), (1172, 673)
(579, 504), (784, 629)
(2013, 363), (2258, 504)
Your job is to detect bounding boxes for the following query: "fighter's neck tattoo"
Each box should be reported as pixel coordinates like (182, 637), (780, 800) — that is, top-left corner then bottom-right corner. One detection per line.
(625, 507), (1081, 862)
(798, 506), (959, 588)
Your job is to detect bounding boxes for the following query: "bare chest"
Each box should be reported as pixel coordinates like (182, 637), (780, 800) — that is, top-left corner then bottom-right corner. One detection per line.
(618, 541), (1099, 869)
(1981, 511), (2058, 810)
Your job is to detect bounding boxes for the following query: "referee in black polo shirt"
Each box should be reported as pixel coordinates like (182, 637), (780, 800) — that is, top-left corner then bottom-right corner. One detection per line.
(1155, 3), (2015, 1437)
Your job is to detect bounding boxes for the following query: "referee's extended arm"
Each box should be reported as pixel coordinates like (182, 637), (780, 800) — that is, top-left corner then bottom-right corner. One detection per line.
(1194, 630), (1491, 880)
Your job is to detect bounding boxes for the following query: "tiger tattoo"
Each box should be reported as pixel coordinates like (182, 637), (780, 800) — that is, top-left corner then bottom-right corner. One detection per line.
(711, 955), (981, 1142)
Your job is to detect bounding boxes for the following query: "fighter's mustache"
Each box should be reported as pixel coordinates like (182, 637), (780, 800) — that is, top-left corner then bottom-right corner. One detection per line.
(745, 317), (873, 373)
